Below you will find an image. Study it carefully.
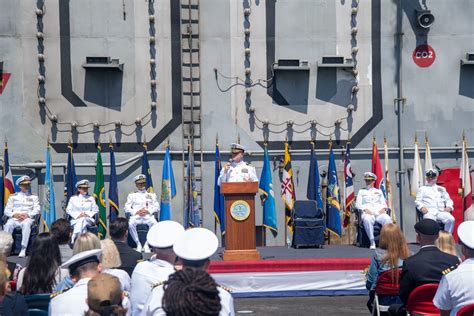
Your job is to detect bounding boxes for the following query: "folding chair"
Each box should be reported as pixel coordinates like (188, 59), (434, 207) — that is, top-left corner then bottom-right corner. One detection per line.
(291, 200), (325, 248)
(457, 304), (474, 316)
(406, 283), (440, 316)
(372, 268), (402, 316)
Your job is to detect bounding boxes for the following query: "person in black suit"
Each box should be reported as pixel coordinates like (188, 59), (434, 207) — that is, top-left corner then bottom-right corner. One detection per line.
(109, 217), (142, 277)
(389, 219), (459, 316)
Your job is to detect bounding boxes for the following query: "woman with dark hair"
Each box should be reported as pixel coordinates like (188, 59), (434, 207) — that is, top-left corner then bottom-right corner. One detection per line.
(162, 268), (222, 316)
(365, 223), (411, 312)
(17, 232), (67, 295)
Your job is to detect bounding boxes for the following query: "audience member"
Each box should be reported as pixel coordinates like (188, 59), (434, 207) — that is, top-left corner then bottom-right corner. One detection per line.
(434, 221), (474, 316)
(51, 218), (73, 263)
(389, 219), (459, 316)
(100, 239), (131, 292)
(355, 172), (392, 249)
(0, 257), (28, 316)
(49, 249), (102, 315)
(163, 267), (222, 316)
(130, 220), (184, 315)
(366, 224), (410, 312)
(73, 232), (101, 255)
(0, 232), (14, 276)
(17, 232), (67, 295)
(142, 228), (234, 316)
(86, 273), (128, 316)
(436, 230), (459, 258)
(109, 217), (142, 277)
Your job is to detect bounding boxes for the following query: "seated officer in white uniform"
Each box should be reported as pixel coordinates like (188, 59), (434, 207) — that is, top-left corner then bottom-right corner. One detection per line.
(66, 180), (99, 243)
(124, 174), (159, 253)
(415, 169), (455, 233)
(355, 172), (392, 249)
(218, 143), (258, 185)
(142, 228), (235, 316)
(50, 249), (131, 316)
(3, 175), (40, 257)
(434, 221), (474, 316)
(130, 220), (184, 315)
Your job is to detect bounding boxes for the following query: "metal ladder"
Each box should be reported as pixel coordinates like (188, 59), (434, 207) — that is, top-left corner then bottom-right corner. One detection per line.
(180, 0), (203, 225)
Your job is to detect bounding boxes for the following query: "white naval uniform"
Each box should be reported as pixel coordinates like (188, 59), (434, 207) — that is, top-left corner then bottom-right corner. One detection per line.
(66, 194), (99, 242)
(217, 161), (258, 185)
(130, 258), (175, 315)
(103, 268), (131, 292)
(415, 184), (455, 233)
(141, 282), (235, 316)
(355, 187), (392, 242)
(124, 190), (159, 245)
(49, 277), (131, 316)
(434, 258), (474, 316)
(4, 192), (40, 248)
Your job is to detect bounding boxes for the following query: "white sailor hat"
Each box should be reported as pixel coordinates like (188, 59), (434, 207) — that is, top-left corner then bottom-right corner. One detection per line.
(147, 220), (185, 248)
(457, 221), (474, 249)
(75, 179), (90, 189)
(133, 174), (147, 184)
(425, 168), (439, 177)
(61, 249), (102, 271)
(16, 175), (31, 186)
(173, 228), (218, 261)
(231, 143), (245, 153)
(363, 172), (377, 181)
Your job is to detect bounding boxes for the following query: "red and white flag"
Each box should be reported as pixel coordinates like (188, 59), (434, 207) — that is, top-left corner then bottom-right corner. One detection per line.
(3, 142), (15, 207)
(460, 135), (473, 220)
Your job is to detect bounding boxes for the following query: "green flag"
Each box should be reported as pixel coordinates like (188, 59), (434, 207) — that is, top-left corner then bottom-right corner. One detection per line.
(94, 145), (107, 239)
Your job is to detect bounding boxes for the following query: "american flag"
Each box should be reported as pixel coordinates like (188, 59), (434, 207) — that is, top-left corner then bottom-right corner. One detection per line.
(343, 142), (354, 228)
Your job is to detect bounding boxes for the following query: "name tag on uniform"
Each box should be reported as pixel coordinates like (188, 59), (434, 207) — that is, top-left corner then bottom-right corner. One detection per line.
(242, 168), (248, 173)
(27, 197), (33, 202)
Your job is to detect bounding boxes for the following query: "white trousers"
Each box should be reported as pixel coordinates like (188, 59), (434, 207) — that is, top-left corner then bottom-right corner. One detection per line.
(423, 211), (455, 233)
(71, 217), (95, 243)
(4, 218), (34, 248)
(128, 215), (157, 245)
(362, 213), (392, 242)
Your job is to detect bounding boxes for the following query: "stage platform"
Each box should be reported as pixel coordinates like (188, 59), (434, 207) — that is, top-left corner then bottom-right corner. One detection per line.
(207, 245), (420, 298)
(8, 244), (420, 298)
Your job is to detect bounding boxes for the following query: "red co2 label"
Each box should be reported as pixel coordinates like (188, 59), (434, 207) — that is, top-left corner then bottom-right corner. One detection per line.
(413, 44), (436, 68)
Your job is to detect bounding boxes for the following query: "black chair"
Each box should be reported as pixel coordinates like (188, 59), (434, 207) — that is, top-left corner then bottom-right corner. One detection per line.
(2, 214), (42, 256)
(416, 208), (445, 230)
(126, 212), (159, 248)
(25, 293), (50, 315)
(291, 200), (325, 248)
(63, 212), (99, 236)
(355, 209), (391, 248)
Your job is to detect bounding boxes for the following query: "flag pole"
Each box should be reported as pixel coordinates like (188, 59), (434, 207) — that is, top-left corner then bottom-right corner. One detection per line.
(328, 137), (332, 246)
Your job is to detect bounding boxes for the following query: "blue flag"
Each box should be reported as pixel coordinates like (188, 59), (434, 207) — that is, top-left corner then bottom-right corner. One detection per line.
(108, 144), (119, 222)
(142, 144), (154, 193)
(259, 146), (278, 233)
(184, 144), (200, 228)
(43, 145), (56, 231)
(213, 144), (225, 235)
(65, 143), (76, 208)
(160, 146), (176, 220)
(307, 143), (324, 211)
(326, 147), (342, 238)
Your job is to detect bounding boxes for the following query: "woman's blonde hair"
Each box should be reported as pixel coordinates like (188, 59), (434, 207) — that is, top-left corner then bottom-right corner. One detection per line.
(379, 224), (411, 283)
(73, 232), (101, 255)
(436, 230), (458, 257)
(100, 239), (122, 269)
(0, 258), (11, 296)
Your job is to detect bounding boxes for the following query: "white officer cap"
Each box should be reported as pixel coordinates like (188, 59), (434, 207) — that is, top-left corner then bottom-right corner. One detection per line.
(75, 179), (90, 189)
(16, 175), (31, 186)
(425, 168), (439, 177)
(173, 228), (218, 261)
(363, 172), (377, 181)
(133, 174), (147, 184)
(147, 220), (185, 248)
(231, 143), (245, 153)
(457, 221), (474, 249)
(61, 249), (102, 271)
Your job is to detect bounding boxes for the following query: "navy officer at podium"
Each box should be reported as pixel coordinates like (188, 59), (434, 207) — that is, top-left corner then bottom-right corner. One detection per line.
(218, 143), (258, 185)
